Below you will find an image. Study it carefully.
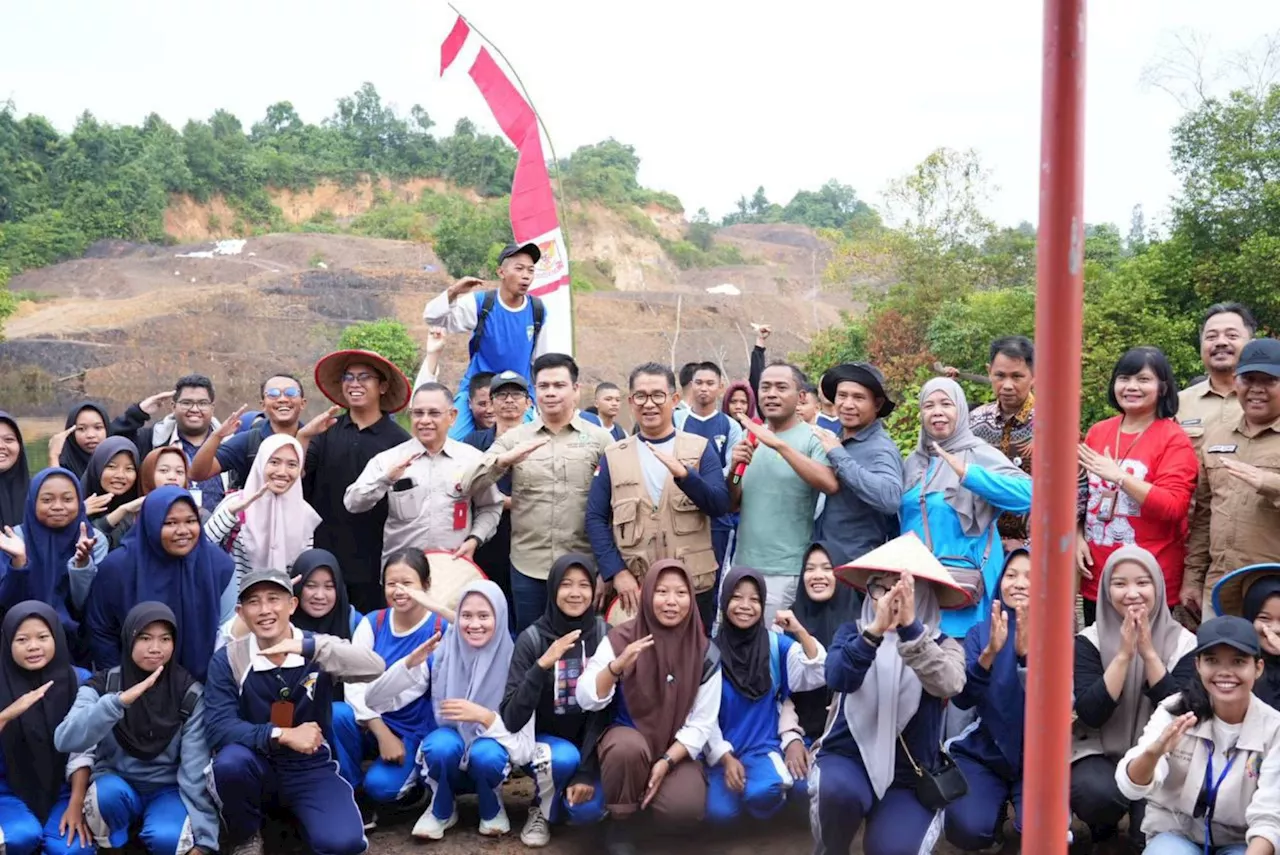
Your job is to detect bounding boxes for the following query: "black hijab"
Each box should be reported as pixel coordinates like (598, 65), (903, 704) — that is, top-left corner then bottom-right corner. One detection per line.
(533, 552), (604, 651)
(0, 601), (78, 823)
(791, 541), (860, 648)
(0, 412), (30, 531)
(88, 602), (196, 761)
(715, 566), (772, 701)
(82, 436), (140, 515)
(291, 549), (352, 639)
(1244, 576), (1280, 709)
(58, 403), (110, 478)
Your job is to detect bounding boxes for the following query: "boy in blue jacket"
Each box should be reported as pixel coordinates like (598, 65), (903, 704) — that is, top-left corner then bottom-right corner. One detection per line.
(204, 569), (385, 855)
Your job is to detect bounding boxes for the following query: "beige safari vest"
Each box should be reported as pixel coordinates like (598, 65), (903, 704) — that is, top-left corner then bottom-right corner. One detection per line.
(604, 434), (719, 593)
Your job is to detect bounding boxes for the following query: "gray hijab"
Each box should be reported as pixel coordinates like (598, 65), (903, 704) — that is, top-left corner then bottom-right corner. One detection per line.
(431, 580), (514, 747)
(843, 571), (943, 799)
(903, 378), (1028, 536)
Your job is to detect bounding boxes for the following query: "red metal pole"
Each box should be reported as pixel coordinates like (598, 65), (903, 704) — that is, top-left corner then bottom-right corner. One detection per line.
(1024, 0), (1086, 852)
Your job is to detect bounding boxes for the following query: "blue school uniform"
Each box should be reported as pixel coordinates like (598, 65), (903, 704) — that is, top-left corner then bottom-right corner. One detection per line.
(333, 609), (447, 803)
(449, 293), (543, 439)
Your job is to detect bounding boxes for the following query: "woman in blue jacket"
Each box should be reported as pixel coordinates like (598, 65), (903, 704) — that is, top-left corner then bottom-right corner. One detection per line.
(944, 547), (1031, 850)
(84, 486), (233, 682)
(0, 469), (106, 665)
(0, 601), (93, 855)
(54, 601), (218, 855)
(705, 565), (827, 824)
(901, 378), (1032, 637)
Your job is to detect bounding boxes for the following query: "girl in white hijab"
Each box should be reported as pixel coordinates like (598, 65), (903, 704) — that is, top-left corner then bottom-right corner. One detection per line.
(809, 534), (969, 855)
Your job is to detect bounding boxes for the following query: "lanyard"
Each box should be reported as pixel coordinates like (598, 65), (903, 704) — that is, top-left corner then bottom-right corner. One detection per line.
(1203, 748), (1237, 855)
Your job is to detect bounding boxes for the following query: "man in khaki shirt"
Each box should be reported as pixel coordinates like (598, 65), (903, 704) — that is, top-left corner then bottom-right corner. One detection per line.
(1183, 338), (1280, 618)
(462, 353), (613, 632)
(1178, 302), (1255, 449)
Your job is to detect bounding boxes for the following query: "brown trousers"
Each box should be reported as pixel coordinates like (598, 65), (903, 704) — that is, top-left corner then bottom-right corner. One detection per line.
(598, 725), (706, 821)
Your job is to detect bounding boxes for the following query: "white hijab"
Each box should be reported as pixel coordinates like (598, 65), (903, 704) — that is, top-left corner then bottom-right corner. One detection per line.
(842, 572), (943, 799)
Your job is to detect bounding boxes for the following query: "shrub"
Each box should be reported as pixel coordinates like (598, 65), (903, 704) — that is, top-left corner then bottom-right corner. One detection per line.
(338, 319), (420, 379)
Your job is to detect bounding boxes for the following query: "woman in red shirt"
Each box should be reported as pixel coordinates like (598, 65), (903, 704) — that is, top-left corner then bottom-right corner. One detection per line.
(1076, 346), (1198, 625)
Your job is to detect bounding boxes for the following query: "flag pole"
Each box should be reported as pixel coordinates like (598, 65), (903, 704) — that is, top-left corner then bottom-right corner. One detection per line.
(446, 3), (576, 356)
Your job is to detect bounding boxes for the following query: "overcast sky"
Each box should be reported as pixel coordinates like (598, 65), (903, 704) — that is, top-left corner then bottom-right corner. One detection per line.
(4, 1), (1277, 231)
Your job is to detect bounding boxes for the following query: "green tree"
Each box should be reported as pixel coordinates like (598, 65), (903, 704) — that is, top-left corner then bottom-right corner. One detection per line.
(430, 199), (510, 278)
(337, 319), (420, 379)
(0, 263), (15, 340)
(781, 180), (875, 229)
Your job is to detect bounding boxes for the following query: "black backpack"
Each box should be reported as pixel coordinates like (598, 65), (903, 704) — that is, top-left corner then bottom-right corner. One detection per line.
(469, 289), (546, 363)
(225, 416), (268, 492)
(103, 667), (203, 721)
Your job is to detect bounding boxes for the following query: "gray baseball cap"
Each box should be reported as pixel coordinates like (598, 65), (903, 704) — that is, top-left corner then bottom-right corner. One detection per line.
(238, 568), (294, 600)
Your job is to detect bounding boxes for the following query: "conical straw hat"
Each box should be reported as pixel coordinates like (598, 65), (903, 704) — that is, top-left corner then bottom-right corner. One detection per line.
(605, 598), (637, 628)
(1212, 563), (1280, 618)
(423, 551), (488, 611)
(834, 532), (973, 610)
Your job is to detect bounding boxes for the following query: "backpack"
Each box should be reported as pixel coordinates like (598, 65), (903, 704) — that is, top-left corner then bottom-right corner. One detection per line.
(225, 417), (268, 492)
(469, 289), (546, 363)
(103, 667), (203, 721)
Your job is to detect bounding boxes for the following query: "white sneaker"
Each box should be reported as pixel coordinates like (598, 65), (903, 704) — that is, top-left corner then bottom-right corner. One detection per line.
(520, 805), (551, 847)
(411, 808), (458, 841)
(479, 805), (511, 837)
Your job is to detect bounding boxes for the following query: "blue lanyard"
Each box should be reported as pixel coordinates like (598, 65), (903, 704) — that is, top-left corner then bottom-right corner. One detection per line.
(1203, 747), (1237, 855)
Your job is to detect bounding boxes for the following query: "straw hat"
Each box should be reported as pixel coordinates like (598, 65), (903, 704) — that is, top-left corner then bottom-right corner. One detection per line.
(423, 551), (488, 611)
(313, 349), (411, 414)
(605, 598), (637, 628)
(835, 532), (974, 610)
(1212, 563), (1280, 618)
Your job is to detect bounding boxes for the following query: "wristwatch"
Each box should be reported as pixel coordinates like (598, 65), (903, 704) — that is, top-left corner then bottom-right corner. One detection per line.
(660, 752), (677, 771)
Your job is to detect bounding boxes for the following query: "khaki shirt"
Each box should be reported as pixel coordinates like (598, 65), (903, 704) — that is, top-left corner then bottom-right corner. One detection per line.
(463, 415), (614, 580)
(1185, 415), (1280, 607)
(1177, 380), (1242, 450)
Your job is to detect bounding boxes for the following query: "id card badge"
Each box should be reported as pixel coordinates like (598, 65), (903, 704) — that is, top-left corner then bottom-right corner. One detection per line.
(1096, 488), (1118, 522)
(452, 500), (468, 531)
(270, 700), (295, 728)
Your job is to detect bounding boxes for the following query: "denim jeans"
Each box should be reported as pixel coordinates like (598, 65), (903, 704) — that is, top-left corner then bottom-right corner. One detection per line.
(509, 565), (548, 634)
(1143, 832), (1245, 855)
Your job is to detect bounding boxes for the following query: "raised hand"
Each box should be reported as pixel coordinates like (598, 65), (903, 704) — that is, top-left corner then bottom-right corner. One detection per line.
(1014, 604), (1029, 659)
(738, 416), (782, 450)
(84, 493), (113, 517)
(299, 405), (343, 441)
(258, 637), (303, 658)
(985, 600), (1008, 657)
(932, 442), (968, 481)
(773, 609), (806, 637)
(1146, 711), (1197, 759)
(498, 437), (550, 469)
(752, 323), (771, 348)
(1119, 610), (1139, 659)
(895, 572), (917, 627)
(119, 665), (164, 706)
(214, 405), (250, 440)
(0, 680), (53, 723)
(537, 630), (582, 670)
(228, 485), (271, 515)
(139, 390), (175, 416)
(867, 582), (901, 636)
(406, 631), (443, 669)
(1220, 457), (1269, 492)
(1135, 609), (1157, 661)
(73, 523), (97, 567)
(644, 442), (689, 479)
(0, 526), (26, 568)
(611, 634), (655, 675)
(119, 496), (146, 516)
(425, 327), (447, 354)
(385, 452), (423, 484)
(1078, 443), (1125, 485)
(447, 276), (485, 300)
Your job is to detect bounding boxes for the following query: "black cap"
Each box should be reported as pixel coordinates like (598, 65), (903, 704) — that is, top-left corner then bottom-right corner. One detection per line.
(498, 242), (541, 266)
(820, 363), (896, 417)
(1236, 338), (1280, 378)
(489, 370), (529, 395)
(1193, 615), (1261, 657)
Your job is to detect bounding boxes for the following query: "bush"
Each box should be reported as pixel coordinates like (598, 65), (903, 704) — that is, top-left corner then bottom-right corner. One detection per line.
(338, 319), (420, 379)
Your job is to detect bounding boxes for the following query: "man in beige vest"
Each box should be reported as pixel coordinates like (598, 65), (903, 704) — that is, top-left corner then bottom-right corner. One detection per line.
(585, 362), (731, 632)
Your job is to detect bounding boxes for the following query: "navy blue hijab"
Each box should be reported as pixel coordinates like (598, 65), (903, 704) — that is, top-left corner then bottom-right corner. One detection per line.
(96, 486), (232, 681)
(0, 412), (30, 531)
(18, 468), (91, 608)
(972, 546), (1030, 770)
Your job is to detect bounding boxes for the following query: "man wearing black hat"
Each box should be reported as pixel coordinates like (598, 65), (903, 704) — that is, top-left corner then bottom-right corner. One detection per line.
(1185, 337), (1280, 617)
(812, 363), (904, 562)
(422, 242), (549, 440)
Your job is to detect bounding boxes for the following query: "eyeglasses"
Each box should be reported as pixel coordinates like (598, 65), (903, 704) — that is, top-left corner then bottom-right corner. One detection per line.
(867, 579), (892, 600)
(1238, 374), (1280, 388)
(493, 390), (527, 402)
(175, 400), (213, 411)
(630, 391), (669, 406)
(342, 372), (381, 385)
(410, 409), (449, 420)
(264, 388), (302, 400)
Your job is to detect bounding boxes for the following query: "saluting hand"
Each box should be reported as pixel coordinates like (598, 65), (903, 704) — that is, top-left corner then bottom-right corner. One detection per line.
(537, 630), (582, 670)
(0, 680), (54, 723)
(932, 442), (967, 481)
(498, 437), (550, 469)
(228, 485), (271, 516)
(0, 526), (27, 568)
(299, 406), (343, 442)
(1145, 711), (1197, 759)
(139, 390), (175, 416)
(644, 442), (688, 479)
(611, 634), (655, 675)
(119, 666), (164, 706)
(214, 405), (250, 441)
(386, 452), (423, 483)
(406, 631), (443, 669)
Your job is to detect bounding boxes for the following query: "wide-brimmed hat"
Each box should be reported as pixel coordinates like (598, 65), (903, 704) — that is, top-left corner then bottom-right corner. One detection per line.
(1212, 563), (1280, 618)
(605, 596), (637, 628)
(820, 363), (896, 418)
(423, 551), (488, 611)
(314, 349), (411, 413)
(835, 532), (973, 609)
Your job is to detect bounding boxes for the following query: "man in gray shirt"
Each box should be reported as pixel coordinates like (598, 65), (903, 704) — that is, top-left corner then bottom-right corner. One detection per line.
(812, 362), (904, 561)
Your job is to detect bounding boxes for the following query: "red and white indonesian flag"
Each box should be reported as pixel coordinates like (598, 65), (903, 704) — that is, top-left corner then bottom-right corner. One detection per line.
(441, 15), (573, 356)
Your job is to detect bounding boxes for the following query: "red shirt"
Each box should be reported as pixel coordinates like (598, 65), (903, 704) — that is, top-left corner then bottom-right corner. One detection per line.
(1081, 416), (1198, 604)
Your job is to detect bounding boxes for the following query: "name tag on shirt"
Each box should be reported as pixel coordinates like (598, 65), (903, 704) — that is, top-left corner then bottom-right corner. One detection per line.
(1180, 418), (1204, 426)
(453, 501), (468, 530)
(1207, 444), (1239, 454)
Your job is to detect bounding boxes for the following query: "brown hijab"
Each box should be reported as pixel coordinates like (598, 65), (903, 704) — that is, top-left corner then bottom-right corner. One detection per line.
(606, 560), (709, 756)
(140, 447), (190, 495)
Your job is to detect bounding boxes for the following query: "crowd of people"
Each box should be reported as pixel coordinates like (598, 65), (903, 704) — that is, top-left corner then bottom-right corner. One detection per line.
(0, 240), (1279, 855)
